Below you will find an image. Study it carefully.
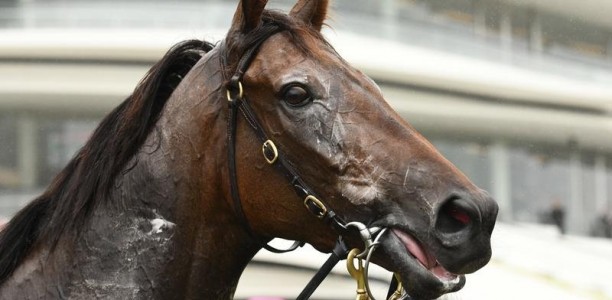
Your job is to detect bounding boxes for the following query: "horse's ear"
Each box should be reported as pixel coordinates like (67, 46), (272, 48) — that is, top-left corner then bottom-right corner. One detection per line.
(290, 0), (329, 31)
(229, 0), (268, 34)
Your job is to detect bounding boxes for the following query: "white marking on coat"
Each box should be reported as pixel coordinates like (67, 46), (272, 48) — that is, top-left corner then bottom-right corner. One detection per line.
(148, 218), (176, 235)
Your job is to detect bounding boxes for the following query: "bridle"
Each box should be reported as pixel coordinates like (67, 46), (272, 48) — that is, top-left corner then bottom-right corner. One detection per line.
(224, 25), (346, 252)
(224, 24), (409, 300)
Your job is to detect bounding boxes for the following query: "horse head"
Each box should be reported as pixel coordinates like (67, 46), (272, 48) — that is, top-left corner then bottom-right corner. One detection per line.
(0, 1), (498, 299)
(219, 0), (499, 298)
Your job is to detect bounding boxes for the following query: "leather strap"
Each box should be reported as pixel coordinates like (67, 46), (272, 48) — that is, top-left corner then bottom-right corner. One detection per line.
(226, 25), (308, 253)
(228, 93), (303, 253)
(225, 25), (348, 253)
(296, 238), (349, 300)
(236, 98), (347, 231)
(224, 21), (403, 299)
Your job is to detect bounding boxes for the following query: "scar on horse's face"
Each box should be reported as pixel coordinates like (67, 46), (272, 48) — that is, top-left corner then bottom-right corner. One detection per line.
(226, 0), (498, 299)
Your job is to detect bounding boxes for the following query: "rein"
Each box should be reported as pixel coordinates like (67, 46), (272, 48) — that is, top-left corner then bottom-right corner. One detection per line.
(224, 26), (408, 299)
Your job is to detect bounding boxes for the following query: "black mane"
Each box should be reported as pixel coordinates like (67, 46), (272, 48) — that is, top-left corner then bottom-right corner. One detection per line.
(0, 39), (213, 284)
(0, 8), (329, 286)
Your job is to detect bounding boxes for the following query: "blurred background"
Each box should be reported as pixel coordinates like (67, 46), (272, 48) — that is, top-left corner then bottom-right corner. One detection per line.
(0, 0), (611, 299)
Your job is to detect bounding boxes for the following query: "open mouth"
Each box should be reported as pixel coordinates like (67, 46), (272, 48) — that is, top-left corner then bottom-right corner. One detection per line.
(375, 228), (465, 299)
(392, 229), (459, 283)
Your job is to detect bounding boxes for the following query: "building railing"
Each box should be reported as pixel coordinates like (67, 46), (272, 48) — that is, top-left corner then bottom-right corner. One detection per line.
(2, 0), (611, 85)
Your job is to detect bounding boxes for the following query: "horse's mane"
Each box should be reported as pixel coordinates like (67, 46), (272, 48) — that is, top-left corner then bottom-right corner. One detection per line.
(0, 39), (214, 284)
(0, 8), (330, 286)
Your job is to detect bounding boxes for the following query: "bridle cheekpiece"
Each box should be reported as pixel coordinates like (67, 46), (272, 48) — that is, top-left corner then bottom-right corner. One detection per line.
(223, 23), (408, 300)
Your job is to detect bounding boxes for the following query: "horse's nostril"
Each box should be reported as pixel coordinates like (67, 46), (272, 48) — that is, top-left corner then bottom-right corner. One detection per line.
(447, 205), (471, 225)
(436, 198), (475, 234)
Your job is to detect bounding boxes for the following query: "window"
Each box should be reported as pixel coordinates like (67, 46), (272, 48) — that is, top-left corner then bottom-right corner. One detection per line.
(509, 145), (571, 224)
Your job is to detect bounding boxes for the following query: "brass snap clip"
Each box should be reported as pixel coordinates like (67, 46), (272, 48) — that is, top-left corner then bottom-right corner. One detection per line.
(388, 273), (405, 300)
(347, 248), (370, 300)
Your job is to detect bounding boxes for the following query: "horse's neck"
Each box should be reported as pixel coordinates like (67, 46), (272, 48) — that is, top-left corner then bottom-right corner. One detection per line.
(3, 47), (261, 299)
(65, 152), (258, 299)
(71, 48), (260, 298)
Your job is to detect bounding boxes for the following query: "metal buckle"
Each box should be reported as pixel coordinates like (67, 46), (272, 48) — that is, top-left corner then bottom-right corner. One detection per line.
(304, 195), (327, 219)
(262, 140), (279, 164)
(226, 81), (244, 102)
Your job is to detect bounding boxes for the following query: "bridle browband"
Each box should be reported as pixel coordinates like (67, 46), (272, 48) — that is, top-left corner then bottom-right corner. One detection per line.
(223, 23), (407, 300)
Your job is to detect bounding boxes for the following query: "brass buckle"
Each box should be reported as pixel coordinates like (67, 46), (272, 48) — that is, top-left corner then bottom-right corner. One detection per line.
(262, 140), (279, 164)
(226, 81), (244, 102)
(304, 195), (327, 219)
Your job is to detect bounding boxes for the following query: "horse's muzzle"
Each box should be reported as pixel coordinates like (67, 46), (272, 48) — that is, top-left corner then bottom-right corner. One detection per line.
(433, 191), (499, 274)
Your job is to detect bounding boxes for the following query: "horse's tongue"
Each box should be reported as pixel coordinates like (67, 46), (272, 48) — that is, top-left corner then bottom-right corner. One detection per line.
(393, 229), (459, 282)
(392, 229), (432, 268)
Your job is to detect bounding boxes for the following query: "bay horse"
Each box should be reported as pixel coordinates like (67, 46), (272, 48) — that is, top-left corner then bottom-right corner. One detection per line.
(0, 0), (498, 299)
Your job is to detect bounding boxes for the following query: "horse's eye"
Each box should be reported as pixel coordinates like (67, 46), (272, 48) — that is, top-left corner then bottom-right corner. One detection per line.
(282, 85), (312, 107)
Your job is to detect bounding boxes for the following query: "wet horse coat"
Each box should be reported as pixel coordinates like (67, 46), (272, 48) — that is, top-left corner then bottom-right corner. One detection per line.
(0, 1), (498, 299)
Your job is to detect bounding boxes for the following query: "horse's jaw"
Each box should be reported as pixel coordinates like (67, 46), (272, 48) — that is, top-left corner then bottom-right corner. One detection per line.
(393, 229), (465, 292)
